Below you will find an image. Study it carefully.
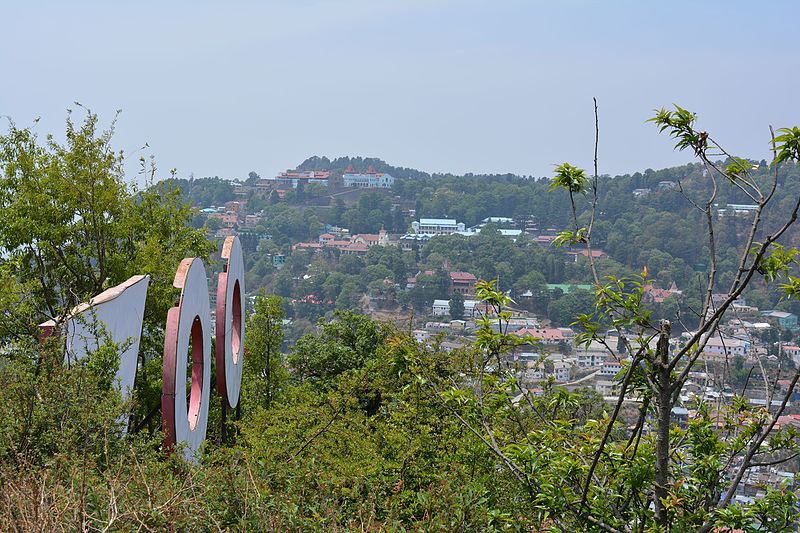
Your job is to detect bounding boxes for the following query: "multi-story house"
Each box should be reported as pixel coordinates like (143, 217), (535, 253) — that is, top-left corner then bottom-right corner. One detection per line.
(449, 271), (477, 295)
(342, 165), (395, 188)
(411, 218), (466, 235)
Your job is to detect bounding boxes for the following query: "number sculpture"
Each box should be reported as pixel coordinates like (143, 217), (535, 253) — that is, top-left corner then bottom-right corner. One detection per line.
(162, 257), (212, 461)
(40, 275), (150, 401)
(40, 238), (247, 462)
(215, 236), (245, 409)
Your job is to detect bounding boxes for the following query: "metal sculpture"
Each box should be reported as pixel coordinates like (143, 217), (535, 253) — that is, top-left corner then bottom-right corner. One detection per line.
(162, 258), (212, 461)
(39, 275), (150, 401)
(215, 236), (245, 409)
(37, 239), (248, 462)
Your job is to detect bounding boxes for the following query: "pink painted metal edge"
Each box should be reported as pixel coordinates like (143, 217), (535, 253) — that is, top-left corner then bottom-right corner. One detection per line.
(215, 270), (230, 405)
(161, 306), (180, 452)
(162, 257), (196, 454)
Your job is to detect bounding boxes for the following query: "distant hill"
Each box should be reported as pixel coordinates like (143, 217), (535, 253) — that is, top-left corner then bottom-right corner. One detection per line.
(156, 176), (234, 207)
(296, 156), (429, 180)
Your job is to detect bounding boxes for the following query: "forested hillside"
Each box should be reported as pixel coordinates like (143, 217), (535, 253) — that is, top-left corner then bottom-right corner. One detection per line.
(173, 154), (800, 335)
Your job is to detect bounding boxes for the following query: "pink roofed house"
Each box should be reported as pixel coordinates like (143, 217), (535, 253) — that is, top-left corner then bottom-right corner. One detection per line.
(341, 243), (369, 255)
(515, 327), (566, 345)
(449, 271), (477, 295)
(643, 282), (682, 304)
(292, 242), (322, 252)
(352, 233), (380, 246)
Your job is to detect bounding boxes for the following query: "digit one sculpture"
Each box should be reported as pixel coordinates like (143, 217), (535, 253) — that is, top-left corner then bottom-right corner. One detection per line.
(40, 274), (150, 400)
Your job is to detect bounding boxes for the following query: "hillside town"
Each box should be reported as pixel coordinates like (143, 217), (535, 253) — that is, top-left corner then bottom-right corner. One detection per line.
(169, 158), (800, 507)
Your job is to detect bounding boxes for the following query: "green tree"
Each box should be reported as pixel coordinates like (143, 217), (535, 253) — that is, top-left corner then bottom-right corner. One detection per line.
(8, 106), (800, 533)
(449, 291), (465, 320)
(206, 217), (221, 231)
(289, 311), (389, 387)
(272, 269), (293, 297)
(547, 289), (594, 326)
(411, 268), (450, 313)
(335, 279), (362, 310)
(409, 284), (434, 312)
(242, 292), (287, 411)
(0, 109), (213, 431)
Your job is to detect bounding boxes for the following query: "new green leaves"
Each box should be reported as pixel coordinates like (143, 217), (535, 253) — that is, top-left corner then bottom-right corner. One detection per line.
(648, 105), (707, 155)
(751, 243), (800, 301)
(553, 228), (587, 248)
(753, 243), (799, 283)
(773, 126), (800, 166)
(724, 157), (758, 182)
(550, 162), (588, 194)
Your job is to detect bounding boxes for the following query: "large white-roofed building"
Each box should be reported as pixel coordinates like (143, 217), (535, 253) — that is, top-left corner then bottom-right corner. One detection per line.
(412, 218), (466, 235)
(342, 165), (395, 188)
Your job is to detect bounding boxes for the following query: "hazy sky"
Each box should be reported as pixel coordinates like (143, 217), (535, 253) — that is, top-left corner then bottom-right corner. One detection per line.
(2, 1), (799, 183)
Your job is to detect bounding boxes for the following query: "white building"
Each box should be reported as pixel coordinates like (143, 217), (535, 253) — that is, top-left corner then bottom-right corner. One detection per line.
(577, 352), (609, 368)
(399, 233), (432, 251)
(413, 330), (431, 343)
(432, 298), (482, 318)
(599, 360), (623, 377)
(261, 170), (330, 189)
(463, 299), (483, 318)
(703, 335), (752, 358)
(482, 217), (515, 224)
(412, 218), (466, 235)
(464, 217), (523, 239)
(595, 380), (616, 395)
(432, 299), (450, 316)
(525, 368), (546, 381)
(716, 203), (759, 217)
(553, 361), (572, 382)
(575, 341), (612, 368)
(405, 216), (523, 243)
(342, 165), (395, 188)
(516, 352), (542, 363)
